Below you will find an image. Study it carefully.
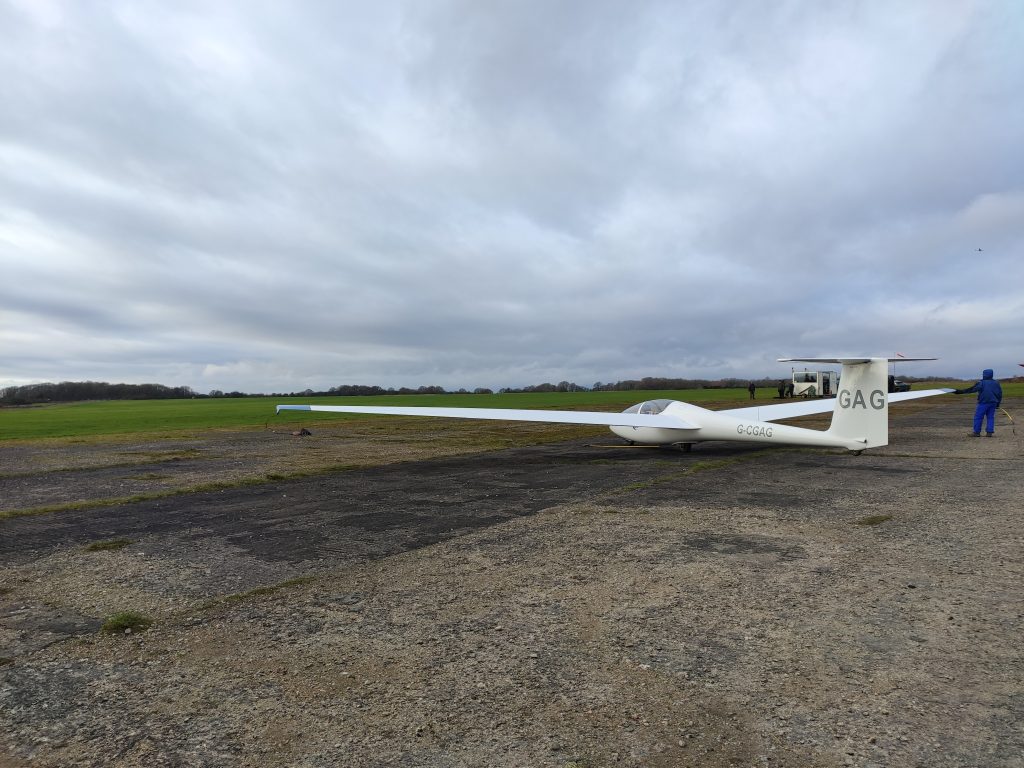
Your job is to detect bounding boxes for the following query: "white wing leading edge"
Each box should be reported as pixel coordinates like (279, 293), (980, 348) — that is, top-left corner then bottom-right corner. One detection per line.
(276, 404), (700, 430)
(721, 388), (954, 423)
(778, 357), (939, 364)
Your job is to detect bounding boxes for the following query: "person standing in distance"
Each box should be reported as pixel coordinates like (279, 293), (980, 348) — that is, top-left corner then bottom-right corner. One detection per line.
(954, 368), (1002, 437)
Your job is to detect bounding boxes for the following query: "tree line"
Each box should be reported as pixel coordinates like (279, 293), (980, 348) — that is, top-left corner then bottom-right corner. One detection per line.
(1, 381), (198, 405)
(500, 376), (811, 393)
(3, 373), (949, 405)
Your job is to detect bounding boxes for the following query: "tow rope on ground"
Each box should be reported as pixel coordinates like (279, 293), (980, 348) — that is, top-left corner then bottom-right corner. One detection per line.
(999, 408), (1017, 439)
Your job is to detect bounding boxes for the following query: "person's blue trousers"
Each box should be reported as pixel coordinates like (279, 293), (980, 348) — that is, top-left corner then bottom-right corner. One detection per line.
(973, 402), (996, 434)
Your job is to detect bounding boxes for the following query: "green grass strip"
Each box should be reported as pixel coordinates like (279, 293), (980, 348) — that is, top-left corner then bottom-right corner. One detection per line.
(83, 538), (132, 552)
(0, 387), (792, 441)
(601, 449), (778, 496)
(101, 611), (152, 634)
(854, 514), (893, 526)
(0, 465), (366, 521)
(201, 576), (316, 611)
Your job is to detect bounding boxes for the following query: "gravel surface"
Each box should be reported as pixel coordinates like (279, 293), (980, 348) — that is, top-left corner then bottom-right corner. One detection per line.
(1, 397), (1021, 767)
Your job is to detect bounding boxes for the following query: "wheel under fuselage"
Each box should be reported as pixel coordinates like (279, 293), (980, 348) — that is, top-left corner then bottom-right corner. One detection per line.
(609, 424), (698, 445)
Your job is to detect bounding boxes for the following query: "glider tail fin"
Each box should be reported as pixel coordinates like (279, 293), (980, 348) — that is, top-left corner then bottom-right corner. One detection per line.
(826, 359), (889, 449)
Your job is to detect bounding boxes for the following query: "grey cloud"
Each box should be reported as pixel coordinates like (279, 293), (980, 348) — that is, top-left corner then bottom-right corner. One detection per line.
(2, 1), (1022, 393)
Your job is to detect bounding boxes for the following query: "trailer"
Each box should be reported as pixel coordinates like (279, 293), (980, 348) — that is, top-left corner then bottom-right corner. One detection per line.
(791, 370), (837, 398)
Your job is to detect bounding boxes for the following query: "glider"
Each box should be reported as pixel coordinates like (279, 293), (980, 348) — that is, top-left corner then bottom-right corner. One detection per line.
(277, 358), (952, 454)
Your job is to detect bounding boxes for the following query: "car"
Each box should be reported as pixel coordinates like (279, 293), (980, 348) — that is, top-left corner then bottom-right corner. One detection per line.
(888, 375), (911, 393)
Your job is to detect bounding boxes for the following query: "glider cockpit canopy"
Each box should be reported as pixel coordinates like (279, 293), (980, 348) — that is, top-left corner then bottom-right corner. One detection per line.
(622, 398), (676, 415)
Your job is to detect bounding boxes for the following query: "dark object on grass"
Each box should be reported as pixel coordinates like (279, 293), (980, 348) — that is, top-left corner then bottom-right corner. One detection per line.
(84, 538), (132, 552)
(291, 428), (312, 437)
(854, 514), (892, 526)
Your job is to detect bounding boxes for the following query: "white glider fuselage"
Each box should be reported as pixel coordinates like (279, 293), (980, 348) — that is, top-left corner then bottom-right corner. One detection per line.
(607, 400), (864, 451)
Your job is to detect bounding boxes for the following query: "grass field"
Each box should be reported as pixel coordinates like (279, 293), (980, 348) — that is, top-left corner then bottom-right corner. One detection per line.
(0, 389), (737, 440)
(2, 381), (1020, 441)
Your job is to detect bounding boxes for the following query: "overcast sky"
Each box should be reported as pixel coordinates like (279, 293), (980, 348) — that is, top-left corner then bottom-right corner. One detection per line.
(2, 1), (1022, 393)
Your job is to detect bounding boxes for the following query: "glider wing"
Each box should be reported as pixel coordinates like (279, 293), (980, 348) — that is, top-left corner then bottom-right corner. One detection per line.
(720, 399), (839, 422)
(778, 357), (939, 364)
(276, 404), (699, 430)
(888, 388), (956, 402)
(722, 388), (954, 423)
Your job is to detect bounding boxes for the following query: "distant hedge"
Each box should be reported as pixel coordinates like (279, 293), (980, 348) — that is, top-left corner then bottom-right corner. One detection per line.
(1, 381), (198, 405)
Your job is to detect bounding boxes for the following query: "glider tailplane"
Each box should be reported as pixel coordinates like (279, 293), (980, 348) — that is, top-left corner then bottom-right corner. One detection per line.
(826, 358), (889, 450)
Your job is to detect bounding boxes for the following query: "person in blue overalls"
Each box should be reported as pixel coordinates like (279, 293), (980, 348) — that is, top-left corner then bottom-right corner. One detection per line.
(954, 369), (1003, 437)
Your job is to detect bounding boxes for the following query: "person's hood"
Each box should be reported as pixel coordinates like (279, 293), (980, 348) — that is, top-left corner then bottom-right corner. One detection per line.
(982, 369), (994, 379)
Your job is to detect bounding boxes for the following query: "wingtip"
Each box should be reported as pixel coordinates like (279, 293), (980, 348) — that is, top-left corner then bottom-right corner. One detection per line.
(778, 356), (939, 364)
(276, 404), (311, 414)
